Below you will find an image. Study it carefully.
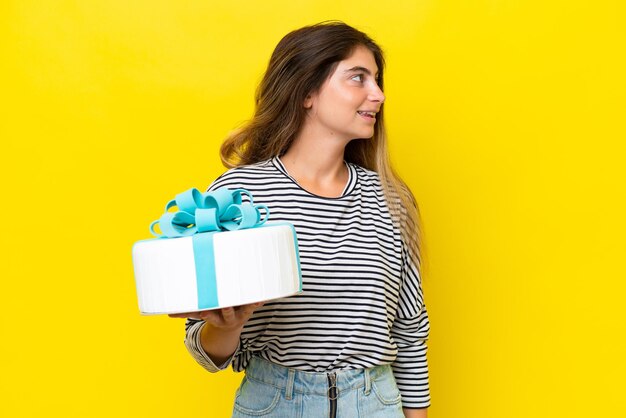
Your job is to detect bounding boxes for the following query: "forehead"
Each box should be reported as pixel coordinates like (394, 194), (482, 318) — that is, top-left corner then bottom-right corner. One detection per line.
(335, 45), (379, 75)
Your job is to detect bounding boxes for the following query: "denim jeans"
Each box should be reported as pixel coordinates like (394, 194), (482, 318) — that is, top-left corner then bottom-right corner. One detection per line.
(231, 356), (404, 418)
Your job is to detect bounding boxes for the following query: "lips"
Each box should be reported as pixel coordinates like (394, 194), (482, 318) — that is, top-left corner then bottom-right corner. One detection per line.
(357, 111), (377, 119)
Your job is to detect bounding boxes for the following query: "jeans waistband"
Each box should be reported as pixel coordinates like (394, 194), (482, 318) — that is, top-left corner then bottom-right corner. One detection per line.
(244, 356), (392, 399)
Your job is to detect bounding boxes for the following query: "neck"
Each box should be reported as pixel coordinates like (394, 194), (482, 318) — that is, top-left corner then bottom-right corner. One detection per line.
(280, 127), (350, 197)
(281, 133), (347, 183)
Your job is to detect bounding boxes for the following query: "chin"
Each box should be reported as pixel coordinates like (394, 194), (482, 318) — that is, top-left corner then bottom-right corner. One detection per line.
(344, 129), (375, 142)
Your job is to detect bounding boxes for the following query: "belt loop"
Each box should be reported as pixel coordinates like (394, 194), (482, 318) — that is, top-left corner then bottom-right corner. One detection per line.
(364, 368), (371, 395)
(285, 369), (295, 400)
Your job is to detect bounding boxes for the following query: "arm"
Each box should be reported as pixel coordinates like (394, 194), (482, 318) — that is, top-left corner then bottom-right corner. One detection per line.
(403, 408), (428, 418)
(391, 235), (431, 409)
(171, 302), (263, 371)
(391, 309), (431, 409)
(196, 304), (260, 364)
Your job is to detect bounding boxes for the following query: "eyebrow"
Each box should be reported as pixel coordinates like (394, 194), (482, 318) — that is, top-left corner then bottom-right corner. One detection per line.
(343, 66), (379, 78)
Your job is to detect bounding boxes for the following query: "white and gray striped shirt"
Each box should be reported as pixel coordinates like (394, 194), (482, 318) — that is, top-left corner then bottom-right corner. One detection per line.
(184, 157), (430, 408)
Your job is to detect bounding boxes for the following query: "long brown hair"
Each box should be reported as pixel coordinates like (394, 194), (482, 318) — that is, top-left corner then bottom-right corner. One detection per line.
(220, 21), (424, 272)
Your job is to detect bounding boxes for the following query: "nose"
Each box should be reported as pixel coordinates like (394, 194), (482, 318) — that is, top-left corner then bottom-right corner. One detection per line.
(369, 83), (385, 104)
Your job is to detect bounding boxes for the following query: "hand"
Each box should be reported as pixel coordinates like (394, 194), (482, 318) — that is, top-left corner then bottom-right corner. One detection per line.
(168, 302), (264, 331)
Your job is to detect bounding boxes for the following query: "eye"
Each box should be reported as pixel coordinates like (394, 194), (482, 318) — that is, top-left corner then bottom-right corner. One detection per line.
(351, 74), (364, 82)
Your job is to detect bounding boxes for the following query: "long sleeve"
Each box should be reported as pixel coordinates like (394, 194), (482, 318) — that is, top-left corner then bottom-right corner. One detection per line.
(390, 242), (431, 408)
(183, 318), (240, 372)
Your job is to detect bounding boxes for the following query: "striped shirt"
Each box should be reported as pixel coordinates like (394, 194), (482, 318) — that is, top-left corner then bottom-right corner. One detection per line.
(184, 157), (430, 408)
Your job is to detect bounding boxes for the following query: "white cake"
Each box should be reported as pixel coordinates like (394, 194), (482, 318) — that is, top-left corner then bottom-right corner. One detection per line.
(132, 222), (302, 315)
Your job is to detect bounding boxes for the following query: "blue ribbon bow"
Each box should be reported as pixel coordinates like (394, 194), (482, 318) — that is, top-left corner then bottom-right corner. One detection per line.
(150, 187), (269, 238)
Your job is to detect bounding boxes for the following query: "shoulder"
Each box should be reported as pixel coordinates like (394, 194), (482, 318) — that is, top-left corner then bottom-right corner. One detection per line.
(207, 158), (281, 192)
(349, 162), (379, 181)
(349, 162), (417, 219)
(348, 162), (383, 191)
(349, 162), (403, 201)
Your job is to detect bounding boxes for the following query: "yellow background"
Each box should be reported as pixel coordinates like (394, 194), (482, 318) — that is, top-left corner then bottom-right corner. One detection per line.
(1, 1), (624, 417)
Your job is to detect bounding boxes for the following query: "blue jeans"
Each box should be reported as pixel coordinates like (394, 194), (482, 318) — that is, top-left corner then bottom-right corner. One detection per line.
(232, 356), (404, 417)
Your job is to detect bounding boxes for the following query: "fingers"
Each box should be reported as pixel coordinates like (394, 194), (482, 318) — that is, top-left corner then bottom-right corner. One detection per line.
(168, 311), (202, 319)
(215, 304), (262, 329)
(167, 302), (265, 325)
(221, 307), (236, 324)
(199, 309), (223, 325)
(241, 302), (263, 318)
(167, 310), (219, 322)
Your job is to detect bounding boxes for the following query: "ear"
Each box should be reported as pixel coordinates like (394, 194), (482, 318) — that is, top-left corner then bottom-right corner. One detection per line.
(303, 94), (313, 109)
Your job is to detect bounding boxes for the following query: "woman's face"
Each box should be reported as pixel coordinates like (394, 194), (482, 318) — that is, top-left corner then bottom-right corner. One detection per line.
(303, 45), (385, 144)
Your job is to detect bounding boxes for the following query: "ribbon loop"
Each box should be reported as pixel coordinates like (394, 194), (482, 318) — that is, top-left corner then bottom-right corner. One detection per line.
(220, 203), (259, 231)
(202, 188), (238, 217)
(232, 188), (254, 205)
(150, 187), (270, 238)
(256, 204), (269, 226)
(159, 211), (197, 237)
(180, 189), (205, 213)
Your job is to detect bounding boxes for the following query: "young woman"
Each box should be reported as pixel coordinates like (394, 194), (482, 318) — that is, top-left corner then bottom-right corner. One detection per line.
(170, 21), (430, 418)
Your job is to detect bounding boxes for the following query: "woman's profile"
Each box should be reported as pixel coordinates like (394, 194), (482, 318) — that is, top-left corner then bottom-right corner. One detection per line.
(170, 21), (431, 418)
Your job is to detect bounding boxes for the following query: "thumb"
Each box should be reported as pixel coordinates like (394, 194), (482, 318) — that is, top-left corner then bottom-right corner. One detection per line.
(221, 307), (236, 324)
(242, 302), (264, 318)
